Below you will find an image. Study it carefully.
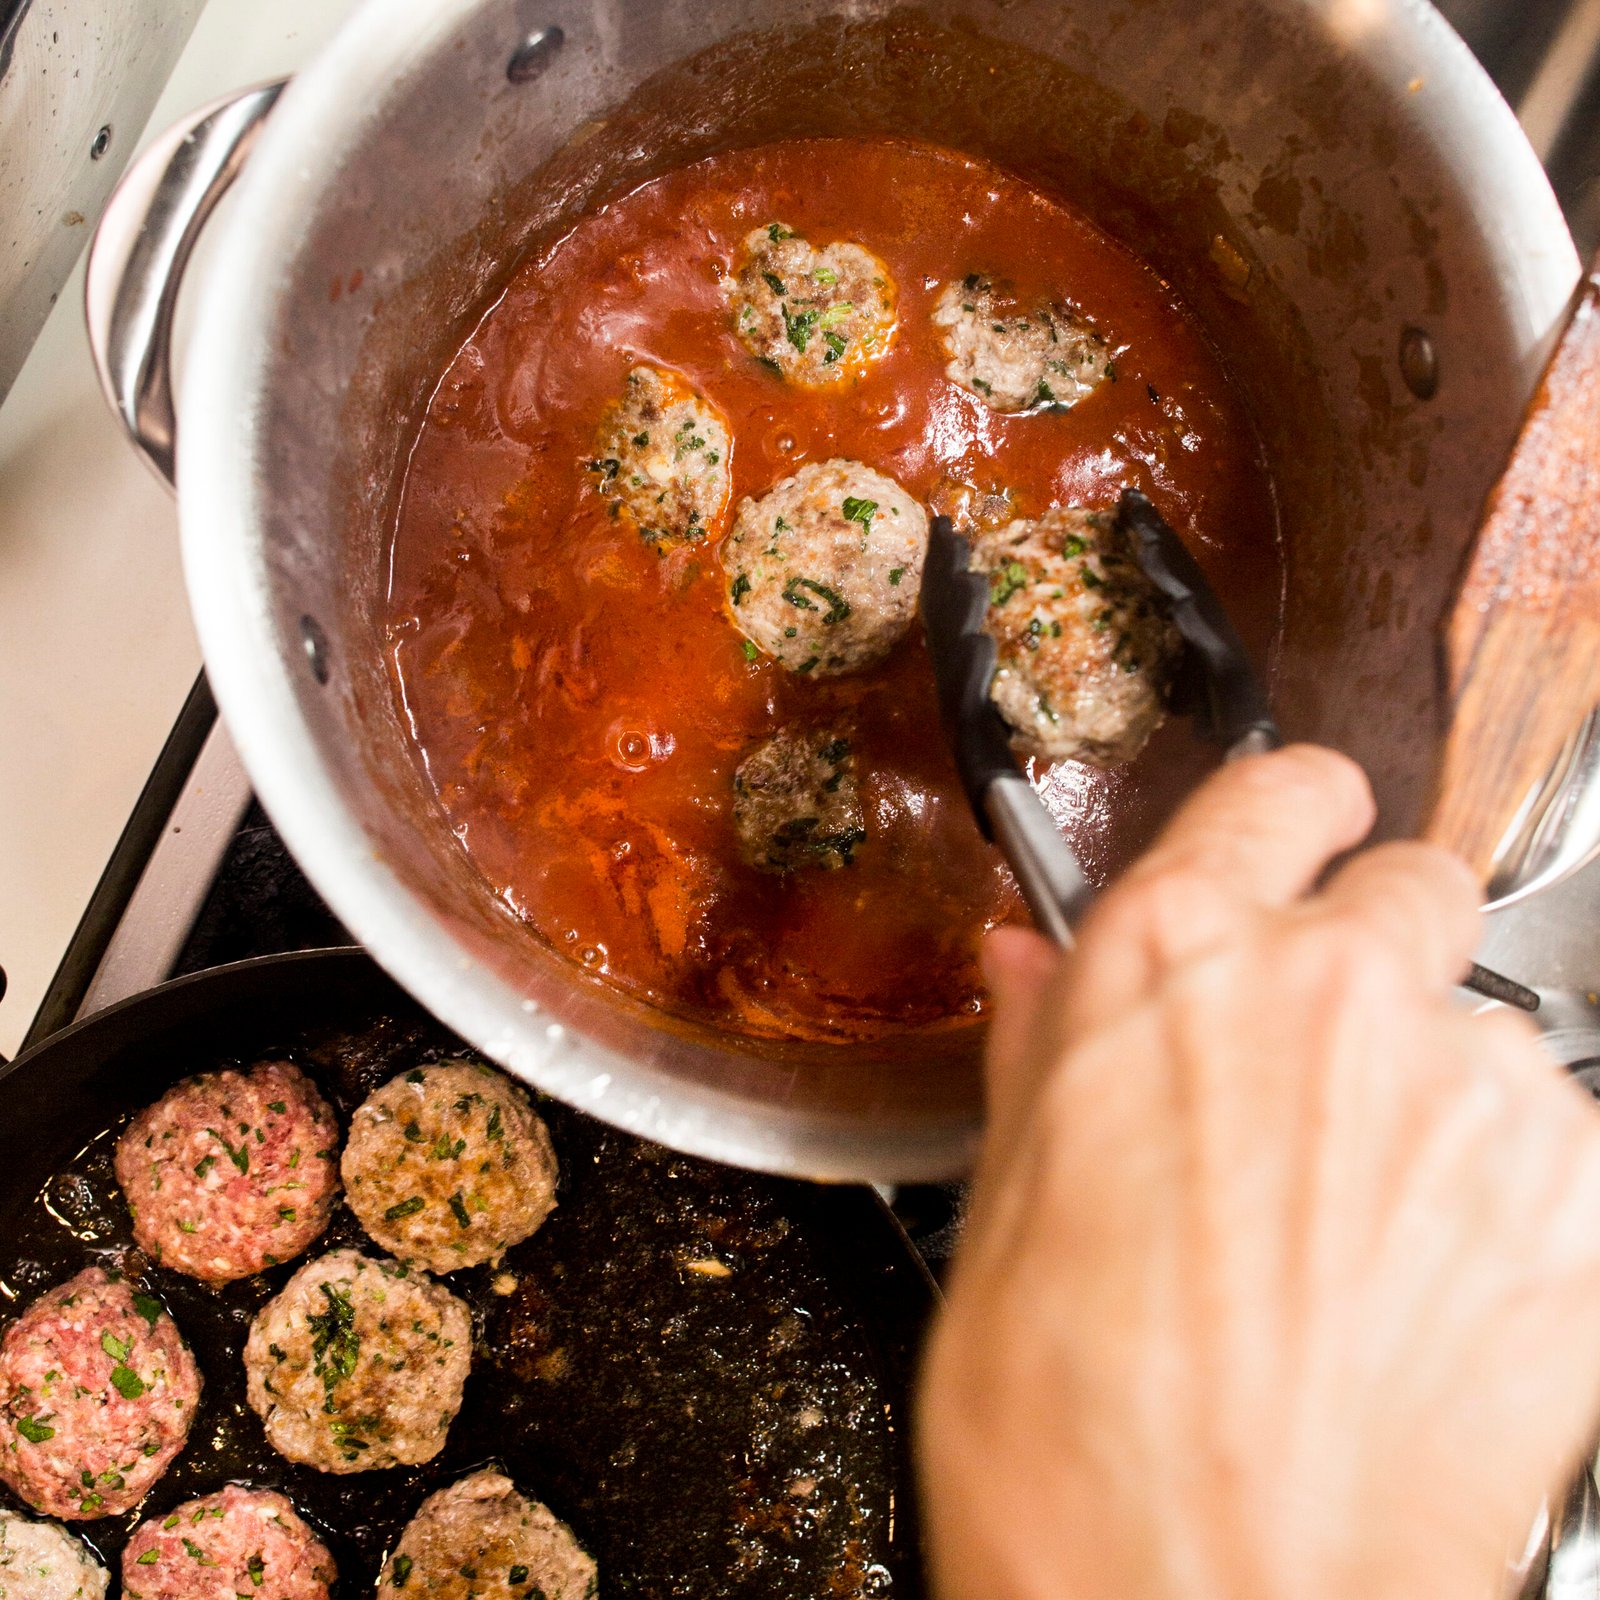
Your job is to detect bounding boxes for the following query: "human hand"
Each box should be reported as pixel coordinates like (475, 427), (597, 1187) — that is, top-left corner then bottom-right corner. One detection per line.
(918, 745), (1600, 1600)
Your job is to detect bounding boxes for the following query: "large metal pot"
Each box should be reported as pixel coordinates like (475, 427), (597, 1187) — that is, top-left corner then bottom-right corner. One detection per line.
(85, 0), (1585, 1181)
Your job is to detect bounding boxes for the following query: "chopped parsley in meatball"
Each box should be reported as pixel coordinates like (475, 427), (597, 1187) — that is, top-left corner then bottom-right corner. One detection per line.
(243, 1249), (470, 1474)
(933, 275), (1112, 414)
(724, 460), (928, 676)
(973, 505), (1180, 765)
(0, 1268), (200, 1520)
(381, 1471), (595, 1600)
(727, 223), (896, 386)
(342, 1061), (558, 1273)
(588, 365), (732, 549)
(114, 1059), (340, 1283)
(122, 1486), (334, 1600)
(0, 1509), (107, 1600)
(733, 729), (866, 873)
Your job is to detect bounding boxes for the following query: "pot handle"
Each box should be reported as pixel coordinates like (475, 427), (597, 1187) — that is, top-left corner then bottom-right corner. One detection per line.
(84, 81), (286, 488)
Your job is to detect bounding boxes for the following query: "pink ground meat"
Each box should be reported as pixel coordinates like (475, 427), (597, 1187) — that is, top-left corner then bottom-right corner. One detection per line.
(0, 1268), (200, 1519)
(115, 1061), (341, 1283)
(122, 1485), (335, 1600)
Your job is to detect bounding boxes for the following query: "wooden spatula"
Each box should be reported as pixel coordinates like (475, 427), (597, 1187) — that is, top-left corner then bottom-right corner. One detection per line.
(1427, 259), (1600, 880)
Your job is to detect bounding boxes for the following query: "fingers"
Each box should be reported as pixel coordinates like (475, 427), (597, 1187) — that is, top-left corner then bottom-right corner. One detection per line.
(1125, 744), (1376, 905)
(1066, 745), (1376, 1028)
(1313, 840), (1483, 993)
(981, 927), (1064, 1125)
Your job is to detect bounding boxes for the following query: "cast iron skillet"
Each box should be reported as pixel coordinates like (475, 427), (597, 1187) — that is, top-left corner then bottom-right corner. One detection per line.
(0, 948), (934, 1598)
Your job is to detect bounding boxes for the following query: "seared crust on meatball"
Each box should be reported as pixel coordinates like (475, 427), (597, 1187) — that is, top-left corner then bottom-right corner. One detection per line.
(122, 1486), (335, 1600)
(973, 506), (1180, 766)
(724, 460), (928, 676)
(587, 365), (731, 549)
(342, 1062), (558, 1273)
(933, 276), (1111, 414)
(0, 1268), (200, 1520)
(243, 1249), (471, 1474)
(114, 1060), (340, 1283)
(733, 730), (865, 873)
(727, 223), (895, 386)
(379, 1471), (596, 1600)
(0, 1509), (107, 1600)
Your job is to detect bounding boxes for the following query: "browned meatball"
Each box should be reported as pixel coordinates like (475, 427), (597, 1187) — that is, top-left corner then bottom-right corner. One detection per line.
(973, 506), (1180, 765)
(342, 1062), (557, 1273)
(733, 729), (865, 873)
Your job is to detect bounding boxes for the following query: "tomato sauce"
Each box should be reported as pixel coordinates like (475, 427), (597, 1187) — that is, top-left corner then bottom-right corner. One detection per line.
(385, 137), (1283, 1044)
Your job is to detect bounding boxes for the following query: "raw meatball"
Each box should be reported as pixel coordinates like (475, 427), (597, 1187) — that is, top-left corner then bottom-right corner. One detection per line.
(587, 365), (732, 549)
(973, 506), (1180, 766)
(726, 222), (895, 386)
(379, 1471), (595, 1600)
(933, 275), (1112, 414)
(0, 1268), (200, 1520)
(342, 1062), (558, 1273)
(243, 1249), (471, 1473)
(122, 1486), (334, 1600)
(0, 1509), (107, 1600)
(732, 730), (865, 873)
(114, 1060), (340, 1283)
(724, 460), (927, 676)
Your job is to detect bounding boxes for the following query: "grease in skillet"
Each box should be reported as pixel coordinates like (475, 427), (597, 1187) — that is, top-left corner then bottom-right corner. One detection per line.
(384, 135), (1284, 1043)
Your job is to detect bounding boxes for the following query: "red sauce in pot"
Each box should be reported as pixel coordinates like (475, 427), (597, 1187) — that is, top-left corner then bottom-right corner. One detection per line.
(384, 137), (1283, 1043)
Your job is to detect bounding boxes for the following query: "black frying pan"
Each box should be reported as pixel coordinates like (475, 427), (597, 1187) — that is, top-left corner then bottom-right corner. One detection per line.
(0, 948), (934, 1598)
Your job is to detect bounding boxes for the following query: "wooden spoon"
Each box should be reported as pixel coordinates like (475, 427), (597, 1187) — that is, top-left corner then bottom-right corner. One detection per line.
(1427, 261), (1600, 880)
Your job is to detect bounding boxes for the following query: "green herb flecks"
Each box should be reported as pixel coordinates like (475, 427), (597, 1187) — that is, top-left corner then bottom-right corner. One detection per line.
(449, 1192), (472, 1230)
(206, 1127), (249, 1176)
(761, 271), (786, 297)
(782, 304), (819, 353)
(110, 1365), (146, 1401)
(385, 1196), (425, 1221)
(101, 1330), (132, 1363)
(392, 1555), (413, 1588)
(841, 497), (876, 538)
(822, 330), (848, 364)
(888, 567), (905, 586)
(133, 1293), (162, 1328)
(14, 1414), (53, 1444)
(486, 1105), (503, 1141)
(991, 562), (1030, 606)
(730, 573), (751, 606)
(782, 576), (850, 624)
(136, 1549), (160, 1566)
(742, 640), (759, 662)
(308, 1282), (360, 1400)
(182, 1539), (216, 1567)
(766, 223), (793, 244)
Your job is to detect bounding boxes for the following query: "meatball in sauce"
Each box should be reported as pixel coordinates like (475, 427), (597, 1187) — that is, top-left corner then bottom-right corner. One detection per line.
(385, 136), (1282, 1044)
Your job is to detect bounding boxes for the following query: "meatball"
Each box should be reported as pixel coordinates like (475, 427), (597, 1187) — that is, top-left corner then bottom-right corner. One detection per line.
(726, 222), (895, 386)
(122, 1486), (334, 1600)
(243, 1249), (471, 1473)
(342, 1062), (558, 1274)
(0, 1510), (107, 1600)
(933, 276), (1111, 414)
(114, 1060), (340, 1283)
(587, 365), (732, 549)
(973, 506), (1180, 766)
(379, 1471), (595, 1600)
(0, 1268), (200, 1520)
(732, 730), (865, 873)
(724, 460), (928, 676)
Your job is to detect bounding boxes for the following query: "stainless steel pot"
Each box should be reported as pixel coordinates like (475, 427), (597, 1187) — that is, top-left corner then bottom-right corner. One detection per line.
(84, 0), (1590, 1181)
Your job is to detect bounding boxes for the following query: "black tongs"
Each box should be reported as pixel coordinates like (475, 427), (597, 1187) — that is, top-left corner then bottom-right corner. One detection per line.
(921, 487), (1538, 1011)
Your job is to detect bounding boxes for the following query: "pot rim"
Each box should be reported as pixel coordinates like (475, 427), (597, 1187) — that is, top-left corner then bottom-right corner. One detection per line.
(176, 0), (1578, 1181)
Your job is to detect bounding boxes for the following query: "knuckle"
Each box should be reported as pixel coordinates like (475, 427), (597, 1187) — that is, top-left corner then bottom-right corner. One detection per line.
(1093, 867), (1231, 961)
